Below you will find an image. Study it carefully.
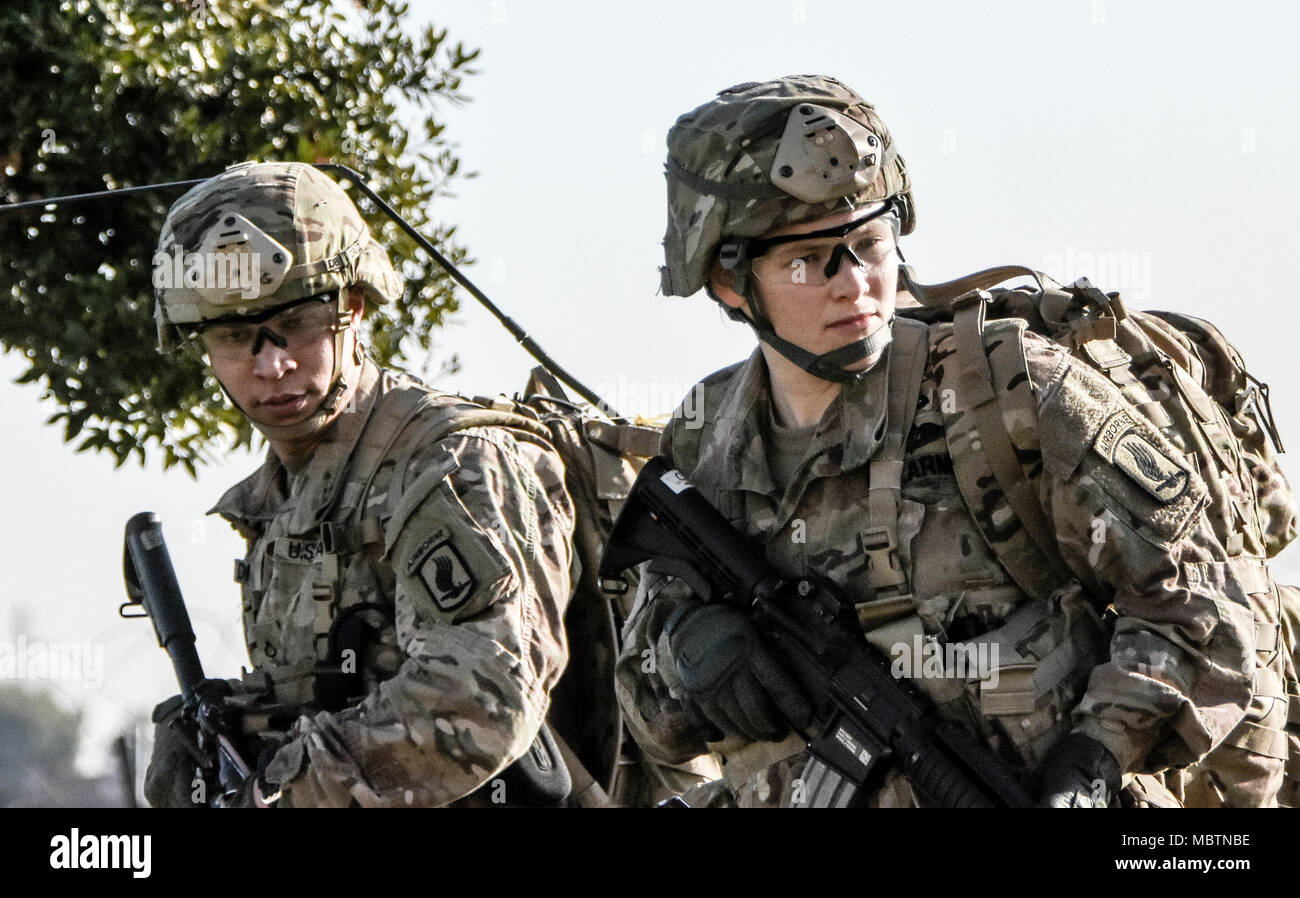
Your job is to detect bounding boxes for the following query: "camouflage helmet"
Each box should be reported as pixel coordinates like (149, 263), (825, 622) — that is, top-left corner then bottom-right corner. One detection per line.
(153, 161), (402, 350)
(153, 161), (403, 441)
(660, 75), (914, 298)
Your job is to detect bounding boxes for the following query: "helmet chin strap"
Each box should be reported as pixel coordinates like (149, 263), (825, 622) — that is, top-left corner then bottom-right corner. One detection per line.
(247, 373), (352, 443)
(754, 312), (893, 383)
(715, 205), (901, 385)
(715, 262), (895, 385)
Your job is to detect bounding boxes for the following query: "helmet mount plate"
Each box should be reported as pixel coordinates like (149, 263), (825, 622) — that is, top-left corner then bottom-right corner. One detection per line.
(192, 211), (293, 305)
(769, 104), (883, 205)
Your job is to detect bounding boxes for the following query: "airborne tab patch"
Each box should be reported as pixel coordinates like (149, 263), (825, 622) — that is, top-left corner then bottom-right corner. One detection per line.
(407, 529), (476, 613)
(1093, 410), (1188, 503)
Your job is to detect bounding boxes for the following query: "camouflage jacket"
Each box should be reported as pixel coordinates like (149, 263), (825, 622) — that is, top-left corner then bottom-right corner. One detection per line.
(616, 317), (1267, 806)
(213, 360), (575, 807)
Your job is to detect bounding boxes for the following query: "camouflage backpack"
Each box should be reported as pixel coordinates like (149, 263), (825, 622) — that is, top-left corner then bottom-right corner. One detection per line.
(463, 368), (716, 806)
(898, 264), (1294, 578)
(897, 263), (1300, 803)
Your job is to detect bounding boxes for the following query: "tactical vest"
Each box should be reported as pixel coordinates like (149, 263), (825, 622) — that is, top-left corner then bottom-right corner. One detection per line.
(865, 318), (1109, 771)
(229, 364), (711, 806)
(665, 321), (1106, 790)
(227, 369), (550, 735)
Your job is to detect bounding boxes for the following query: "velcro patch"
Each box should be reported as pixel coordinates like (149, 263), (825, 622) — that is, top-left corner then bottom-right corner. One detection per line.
(406, 526), (477, 612)
(1093, 410), (1188, 503)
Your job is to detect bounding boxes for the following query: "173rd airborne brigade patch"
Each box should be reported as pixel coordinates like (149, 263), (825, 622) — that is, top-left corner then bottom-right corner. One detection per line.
(405, 524), (477, 613)
(1093, 409), (1189, 502)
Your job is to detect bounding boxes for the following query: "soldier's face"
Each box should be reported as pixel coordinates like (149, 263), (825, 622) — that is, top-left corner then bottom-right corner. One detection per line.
(208, 290), (363, 428)
(715, 205), (899, 366)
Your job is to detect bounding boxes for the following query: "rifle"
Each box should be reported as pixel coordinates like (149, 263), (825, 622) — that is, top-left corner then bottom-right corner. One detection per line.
(598, 456), (1035, 808)
(121, 511), (251, 807)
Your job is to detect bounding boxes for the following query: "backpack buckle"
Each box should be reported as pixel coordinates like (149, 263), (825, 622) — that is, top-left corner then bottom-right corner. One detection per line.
(861, 525), (908, 591)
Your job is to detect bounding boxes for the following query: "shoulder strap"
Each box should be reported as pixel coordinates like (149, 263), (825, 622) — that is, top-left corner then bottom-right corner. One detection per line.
(861, 318), (930, 596)
(951, 290), (1074, 587)
(336, 387), (552, 542)
(422, 407), (551, 444)
(329, 384), (434, 539)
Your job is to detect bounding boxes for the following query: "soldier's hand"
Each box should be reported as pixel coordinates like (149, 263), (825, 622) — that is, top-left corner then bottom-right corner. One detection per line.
(191, 677), (237, 735)
(1036, 733), (1122, 808)
(143, 693), (205, 808)
(665, 602), (813, 743)
(143, 679), (241, 808)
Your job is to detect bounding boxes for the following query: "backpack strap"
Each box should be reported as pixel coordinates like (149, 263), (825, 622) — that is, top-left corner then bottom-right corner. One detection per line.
(330, 384), (440, 541)
(421, 407), (551, 444)
(951, 290), (1074, 588)
(334, 388), (551, 556)
(584, 419), (663, 460)
(861, 317), (930, 597)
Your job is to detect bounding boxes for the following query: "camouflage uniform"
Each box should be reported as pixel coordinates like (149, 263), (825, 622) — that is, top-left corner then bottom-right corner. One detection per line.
(212, 358), (575, 807)
(143, 160), (576, 807)
(616, 316), (1279, 806)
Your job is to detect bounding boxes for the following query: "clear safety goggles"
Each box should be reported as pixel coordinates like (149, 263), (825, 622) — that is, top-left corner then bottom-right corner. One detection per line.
(195, 291), (341, 362)
(746, 208), (897, 288)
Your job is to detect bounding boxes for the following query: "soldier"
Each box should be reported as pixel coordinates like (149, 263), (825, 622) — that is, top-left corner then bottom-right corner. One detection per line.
(614, 76), (1291, 807)
(143, 161), (575, 807)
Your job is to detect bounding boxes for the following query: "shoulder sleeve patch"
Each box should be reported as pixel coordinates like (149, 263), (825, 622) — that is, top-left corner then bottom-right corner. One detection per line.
(1037, 358), (1207, 547)
(384, 444), (515, 624)
(404, 525), (478, 613)
(1093, 409), (1190, 503)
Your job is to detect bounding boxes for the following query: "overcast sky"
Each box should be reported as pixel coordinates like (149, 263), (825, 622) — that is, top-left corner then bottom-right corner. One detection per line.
(4, 0), (1298, 777)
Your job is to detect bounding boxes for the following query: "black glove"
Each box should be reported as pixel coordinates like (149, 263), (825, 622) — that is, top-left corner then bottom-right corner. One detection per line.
(191, 678), (236, 735)
(1036, 733), (1122, 808)
(142, 679), (238, 808)
(665, 602), (813, 743)
(143, 693), (205, 808)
